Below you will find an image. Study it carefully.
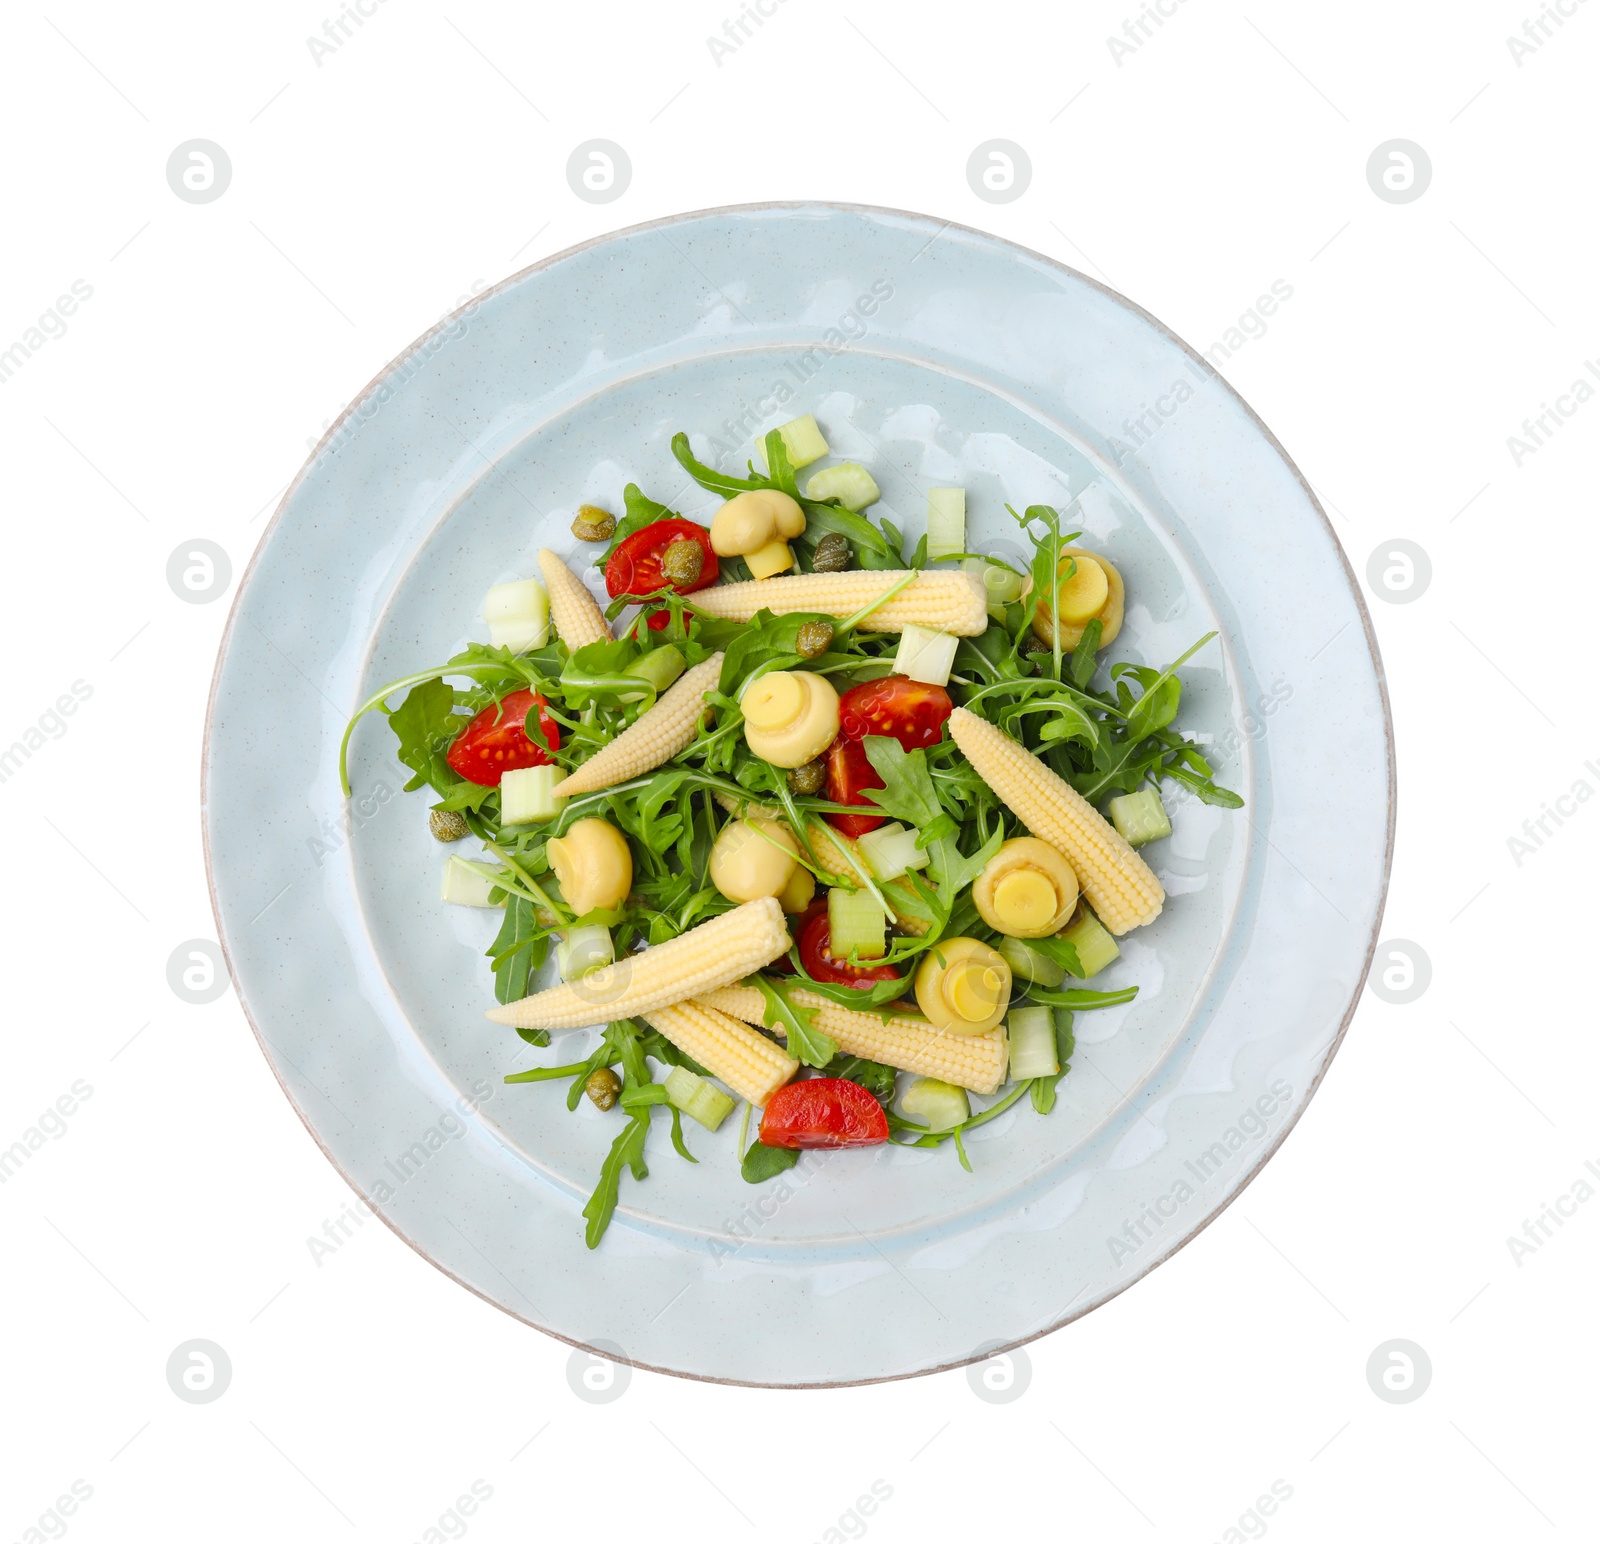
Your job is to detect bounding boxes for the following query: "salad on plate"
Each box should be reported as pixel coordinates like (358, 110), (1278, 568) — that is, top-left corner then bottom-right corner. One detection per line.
(340, 412), (1241, 1246)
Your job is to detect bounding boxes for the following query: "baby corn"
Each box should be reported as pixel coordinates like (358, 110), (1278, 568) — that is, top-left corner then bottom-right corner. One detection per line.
(641, 999), (797, 1106)
(552, 653), (723, 798)
(700, 982), (1009, 1096)
(486, 897), (789, 1029)
(948, 708), (1163, 935)
(538, 548), (613, 649)
(689, 570), (987, 635)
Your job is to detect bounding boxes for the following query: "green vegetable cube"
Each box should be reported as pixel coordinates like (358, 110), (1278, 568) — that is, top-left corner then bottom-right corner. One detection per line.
(500, 764), (565, 825)
(827, 886), (887, 959)
(804, 462), (881, 511)
(996, 936), (1065, 989)
(760, 414), (828, 470)
(1107, 788), (1171, 847)
(897, 1077), (969, 1132)
(664, 1066), (735, 1131)
(440, 856), (499, 907)
(1059, 905), (1119, 978)
(925, 488), (966, 560)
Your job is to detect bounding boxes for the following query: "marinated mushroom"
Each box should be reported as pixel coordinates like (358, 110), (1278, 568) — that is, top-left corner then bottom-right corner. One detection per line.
(546, 818), (633, 915)
(1031, 547), (1125, 650)
(709, 817), (800, 903)
(971, 837), (1079, 938)
(741, 670), (841, 769)
(710, 489), (807, 579)
(913, 938), (1012, 1035)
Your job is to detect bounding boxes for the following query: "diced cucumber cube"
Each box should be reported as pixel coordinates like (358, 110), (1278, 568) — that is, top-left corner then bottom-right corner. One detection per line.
(664, 1066), (735, 1131)
(996, 936), (1065, 989)
(758, 414), (829, 470)
(805, 462), (881, 511)
(556, 925), (613, 981)
(500, 764), (565, 825)
(897, 1077), (969, 1132)
(1007, 1005), (1059, 1080)
(926, 488), (966, 560)
(1107, 788), (1171, 847)
(618, 644), (686, 703)
(483, 579), (550, 652)
(440, 855), (500, 907)
(827, 886), (887, 959)
(1060, 904), (1120, 978)
(857, 822), (930, 881)
(892, 624), (959, 686)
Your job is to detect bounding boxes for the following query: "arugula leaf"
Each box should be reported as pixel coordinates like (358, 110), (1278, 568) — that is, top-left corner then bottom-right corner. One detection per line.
(488, 895), (551, 1003)
(783, 966), (912, 1011)
(1030, 1010), (1075, 1114)
(823, 1053), (897, 1105)
(583, 1111), (650, 1248)
(1025, 983), (1139, 1010)
(747, 974), (837, 1067)
(1024, 932), (1086, 980)
(741, 1140), (800, 1184)
(859, 738), (941, 829)
(1070, 620), (1102, 688)
(929, 827), (1003, 898)
(718, 610), (832, 696)
(671, 431), (766, 498)
(388, 678), (462, 792)
(515, 1025), (551, 1048)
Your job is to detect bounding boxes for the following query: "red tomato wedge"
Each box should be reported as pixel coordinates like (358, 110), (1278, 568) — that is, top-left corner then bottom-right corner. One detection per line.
(837, 674), (953, 749)
(446, 689), (560, 787)
(824, 676), (953, 836)
(603, 518), (718, 602)
(797, 904), (902, 990)
(760, 1077), (889, 1149)
(824, 736), (887, 838)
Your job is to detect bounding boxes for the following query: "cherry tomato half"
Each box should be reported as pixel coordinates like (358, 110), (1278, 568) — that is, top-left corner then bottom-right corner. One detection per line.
(824, 675), (954, 836)
(824, 736), (887, 838)
(446, 689), (561, 787)
(603, 518), (718, 603)
(759, 1077), (889, 1149)
(797, 904), (903, 990)
(837, 674), (953, 750)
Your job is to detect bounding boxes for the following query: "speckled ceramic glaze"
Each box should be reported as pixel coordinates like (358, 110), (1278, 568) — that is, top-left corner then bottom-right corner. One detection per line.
(204, 204), (1392, 1386)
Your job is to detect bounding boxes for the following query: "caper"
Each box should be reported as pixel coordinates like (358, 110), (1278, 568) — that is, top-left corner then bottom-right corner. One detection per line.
(571, 504), (616, 542)
(429, 808), (470, 842)
(811, 532), (851, 572)
(661, 538), (705, 586)
(585, 1067), (622, 1111)
(787, 758), (826, 796)
(1023, 633), (1055, 655)
(793, 621), (834, 659)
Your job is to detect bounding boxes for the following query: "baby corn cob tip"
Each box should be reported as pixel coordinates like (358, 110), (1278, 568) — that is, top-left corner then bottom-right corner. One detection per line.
(689, 569), (987, 635)
(552, 652), (723, 798)
(538, 548), (613, 650)
(486, 897), (790, 1029)
(947, 707), (1163, 935)
(699, 982), (1009, 1096)
(642, 999), (798, 1106)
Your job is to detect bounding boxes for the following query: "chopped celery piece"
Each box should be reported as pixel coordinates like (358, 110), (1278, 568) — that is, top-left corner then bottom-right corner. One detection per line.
(805, 462), (880, 511)
(857, 821), (929, 881)
(664, 1066), (735, 1131)
(556, 925), (613, 981)
(440, 856), (499, 907)
(500, 764), (565, 824)
(961, 557), (1024, 612)
(898, 1077), (969, 1132)
(1007, 1006), (1058, 1080)
(1060, 904), (1120, 978)
(997, 936), (1065, 989)
(827, 886), (887, 959)
(618, 644), (686, 703)
(1107, 788), (1171, 847)
(926, 488), (966, 560)
(892, 624), (959, 686)
(758, 414), (828, 470)
(483, 579), (549, 652)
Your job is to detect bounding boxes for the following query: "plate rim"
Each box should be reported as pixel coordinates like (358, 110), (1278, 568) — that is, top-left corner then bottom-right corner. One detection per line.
(202, 199), (1395, 1387)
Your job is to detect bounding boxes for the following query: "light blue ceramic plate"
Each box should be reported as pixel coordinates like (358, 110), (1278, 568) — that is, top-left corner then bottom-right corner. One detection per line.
(204, 204), (1392, 1387)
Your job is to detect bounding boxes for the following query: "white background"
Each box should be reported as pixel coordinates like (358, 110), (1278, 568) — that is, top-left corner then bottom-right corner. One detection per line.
(2, 1), (1595, 1539)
